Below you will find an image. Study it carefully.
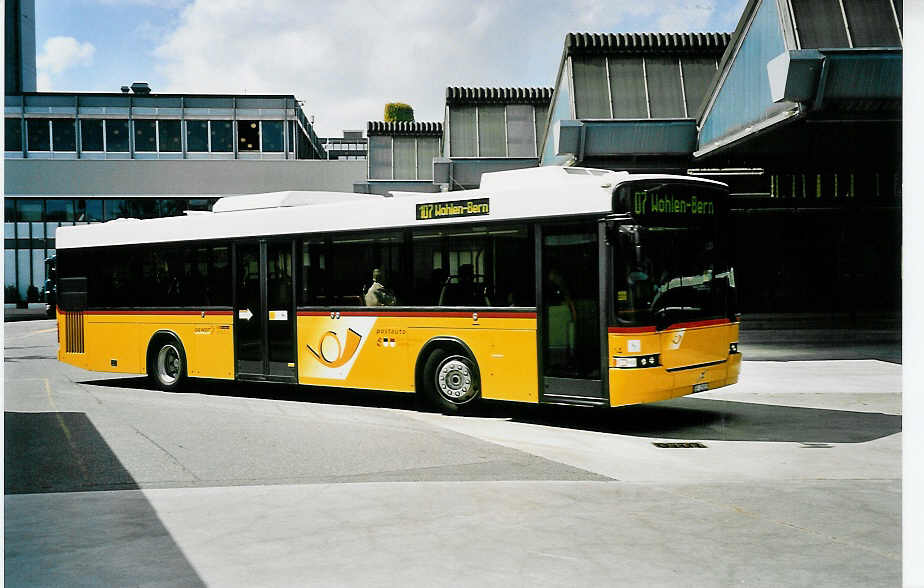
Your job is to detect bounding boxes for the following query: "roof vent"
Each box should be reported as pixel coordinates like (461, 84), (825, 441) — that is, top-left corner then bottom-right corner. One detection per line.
(130, 82), (151, 95)
(120, 86), (130, 94)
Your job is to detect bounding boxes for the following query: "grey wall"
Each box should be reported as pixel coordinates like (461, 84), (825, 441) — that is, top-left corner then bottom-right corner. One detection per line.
(4, 159), (367, 195)
(5, 0), (36, 94)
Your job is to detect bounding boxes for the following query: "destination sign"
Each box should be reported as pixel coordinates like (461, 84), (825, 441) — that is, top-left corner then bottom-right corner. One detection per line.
(416, 198), (490, 221)
(632, 191), (715, 217)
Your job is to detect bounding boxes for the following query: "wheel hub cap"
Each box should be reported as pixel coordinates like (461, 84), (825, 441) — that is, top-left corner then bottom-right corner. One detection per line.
(437, 359), (474, 403)
(157, 345), (180, 385)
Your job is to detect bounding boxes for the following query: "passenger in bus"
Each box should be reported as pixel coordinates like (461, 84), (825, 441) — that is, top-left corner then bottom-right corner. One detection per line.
(365, 268), (396, 306)
(439, 264), (490, 306)
(429, 267), (449, 305)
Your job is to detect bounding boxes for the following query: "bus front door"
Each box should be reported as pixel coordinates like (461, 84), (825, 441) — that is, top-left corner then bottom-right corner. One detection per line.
(234, 240), (297, 382)
(539, 224), (606, 404)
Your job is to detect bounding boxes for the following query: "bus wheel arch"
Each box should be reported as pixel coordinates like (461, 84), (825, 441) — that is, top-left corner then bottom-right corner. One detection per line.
(146, 330), (188, 391)
(416, 338), (481, 414)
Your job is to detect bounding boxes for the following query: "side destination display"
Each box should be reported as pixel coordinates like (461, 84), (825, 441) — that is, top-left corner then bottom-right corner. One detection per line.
(417, 198), (490, 221)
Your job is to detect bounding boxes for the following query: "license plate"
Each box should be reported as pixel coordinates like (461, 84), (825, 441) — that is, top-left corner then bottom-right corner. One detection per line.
(693, 383), (709, 393)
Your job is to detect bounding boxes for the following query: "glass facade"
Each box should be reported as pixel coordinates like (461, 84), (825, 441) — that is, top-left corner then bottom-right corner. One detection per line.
(81, 120), (104, 151)
(262, 121), (284, 152)
(238, 120), (260, 151)
(505, 105), (535, 157)
(159, 120), (182, 152)
(368, 135), (393, 180)
(542, 67), (574, 166)
(449, 106), (476, 157)
(699, 0), (790, 149)
(393, 137), (416, 179)
(27, 119), (50, 151)
(135, 120), (157, 152)
(3, 197), (221, 299)
(477, 105), (506, 156)
(448, 102), (546, 158)
(573, 56), (611, 118)
(368, 135), (442, 180)
(5, 118), (22, 151)
(105, 119), (129, 152)
(416, 137), (439, 180)
(608, 57), (648, 118)
(52, 119), (76, 151)
(187, 120), (209, 152)
(210, 120), (234, 152)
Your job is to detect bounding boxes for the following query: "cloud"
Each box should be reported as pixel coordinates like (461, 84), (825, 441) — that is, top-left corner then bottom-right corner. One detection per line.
(95, 0), (188, 8)
(37, 36), (96, 76)
(152, 0), (735, 136)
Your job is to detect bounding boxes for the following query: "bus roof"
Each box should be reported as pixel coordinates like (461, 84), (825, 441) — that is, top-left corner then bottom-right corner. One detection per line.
(55, 167), (727, 250)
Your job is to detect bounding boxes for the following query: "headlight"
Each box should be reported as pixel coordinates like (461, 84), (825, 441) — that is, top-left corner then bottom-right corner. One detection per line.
(613, 353), (660, 369)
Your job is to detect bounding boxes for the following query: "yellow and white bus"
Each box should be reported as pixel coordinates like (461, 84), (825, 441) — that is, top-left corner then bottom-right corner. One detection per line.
(55, 166), (740, 412)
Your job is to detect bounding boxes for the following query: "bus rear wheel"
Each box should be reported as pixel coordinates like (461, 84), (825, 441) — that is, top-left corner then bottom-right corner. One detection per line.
(422, 348), (480, 414)
(148, 337), (187, 391)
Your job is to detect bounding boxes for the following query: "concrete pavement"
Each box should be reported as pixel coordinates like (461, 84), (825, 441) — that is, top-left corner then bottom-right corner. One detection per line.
(3, 319), (902, 586)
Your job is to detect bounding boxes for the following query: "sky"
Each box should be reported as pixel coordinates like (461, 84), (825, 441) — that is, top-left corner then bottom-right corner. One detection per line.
(35, 0), (748, 138)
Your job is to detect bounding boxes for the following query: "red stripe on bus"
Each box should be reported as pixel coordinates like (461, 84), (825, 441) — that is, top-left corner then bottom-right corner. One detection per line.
(296, 310), (536, 319)
(85, 310), (234, 316)
(667, 318), (732, 329)
(608, 318), (732, 333)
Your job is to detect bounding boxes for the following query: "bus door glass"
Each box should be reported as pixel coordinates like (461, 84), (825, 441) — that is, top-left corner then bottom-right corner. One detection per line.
(266, 241), (295, 378)
(234, 240), (296, 381)
(540, 223), (603, 399)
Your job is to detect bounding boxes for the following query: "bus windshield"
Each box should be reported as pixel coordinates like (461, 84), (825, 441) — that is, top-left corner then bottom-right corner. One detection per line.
(612, 223), (736, 329)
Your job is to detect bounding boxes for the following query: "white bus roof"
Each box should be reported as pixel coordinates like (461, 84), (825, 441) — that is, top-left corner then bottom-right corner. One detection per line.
(56, 167), (727, 250)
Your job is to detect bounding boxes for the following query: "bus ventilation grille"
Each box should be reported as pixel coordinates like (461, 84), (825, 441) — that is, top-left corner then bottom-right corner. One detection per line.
(64, 311), (85, 353)
(652, 442), (707, 448)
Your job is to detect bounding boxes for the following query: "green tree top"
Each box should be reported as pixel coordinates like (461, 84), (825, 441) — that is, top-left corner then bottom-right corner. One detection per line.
(384, 103), (414, 122)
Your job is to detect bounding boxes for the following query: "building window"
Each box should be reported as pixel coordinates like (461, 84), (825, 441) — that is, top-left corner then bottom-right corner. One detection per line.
(52, 119), (76, 151)
(105, 119), (130, 152)
(210, 120), (233, 152)
(5, 118), (22, 151)
(81, 120), (104, 151)
(27, 119), (51, 151)
(262, 121), (284, 152)
(76, 199), (103, 222)
(16, 199), (42, 222)
(45, 199), (75, 222)
(104, 199), (127, 221)
(134, 120), (157, 152)
(187, 120), (208, 152)
(238, 120), (260, 151)
(159, 120), (181, 152)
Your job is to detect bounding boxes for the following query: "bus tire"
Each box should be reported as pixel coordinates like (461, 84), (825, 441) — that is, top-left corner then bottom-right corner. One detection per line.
(422, 348), (480, 414)
(147, 334), (187, 391)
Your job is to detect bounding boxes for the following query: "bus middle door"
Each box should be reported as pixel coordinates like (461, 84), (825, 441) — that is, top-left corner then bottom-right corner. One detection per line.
(234, 240), (297, 382)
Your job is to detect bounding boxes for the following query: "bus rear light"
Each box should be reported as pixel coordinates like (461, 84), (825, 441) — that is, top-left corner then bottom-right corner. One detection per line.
(729, 342), (739, 354)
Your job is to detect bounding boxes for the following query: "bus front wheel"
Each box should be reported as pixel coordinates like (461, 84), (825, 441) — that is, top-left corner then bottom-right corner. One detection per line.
(422, 348), (480, 414)
(148, 336), (187, 391)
